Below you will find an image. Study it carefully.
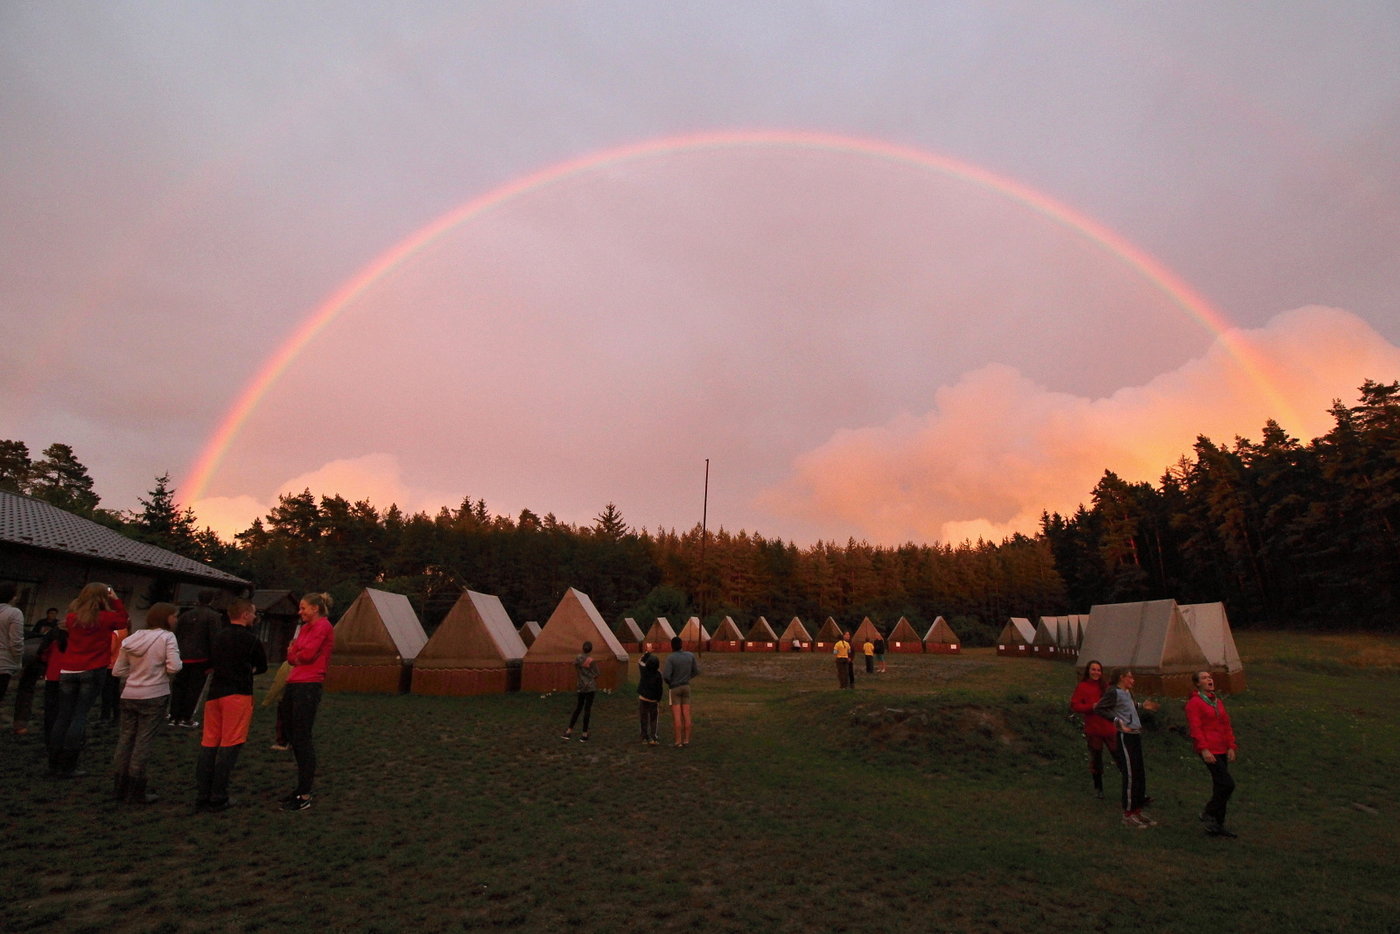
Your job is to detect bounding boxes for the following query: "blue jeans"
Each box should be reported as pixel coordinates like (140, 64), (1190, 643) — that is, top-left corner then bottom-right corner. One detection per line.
(50, 668), (106, 757)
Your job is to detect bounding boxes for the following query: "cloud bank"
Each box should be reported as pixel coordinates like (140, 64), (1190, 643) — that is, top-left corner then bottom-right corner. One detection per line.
(757, 307), (1400, 545)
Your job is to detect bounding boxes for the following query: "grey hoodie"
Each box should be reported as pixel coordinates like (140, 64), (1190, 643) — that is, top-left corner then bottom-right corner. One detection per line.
(112, 628), (183, 700)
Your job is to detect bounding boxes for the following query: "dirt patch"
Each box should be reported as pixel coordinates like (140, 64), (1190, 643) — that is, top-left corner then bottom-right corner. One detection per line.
(849, 702), (1025, 751)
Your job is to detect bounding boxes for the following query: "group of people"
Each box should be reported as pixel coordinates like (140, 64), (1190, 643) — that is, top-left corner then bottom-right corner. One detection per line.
(1070, 659), (1239, 837)
(0, 582), (335, 813)
(561, 636), (701, 748)
(830, 631), (887, 688)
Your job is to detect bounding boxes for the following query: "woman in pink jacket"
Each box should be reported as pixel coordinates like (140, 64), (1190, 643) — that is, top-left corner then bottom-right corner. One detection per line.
(279, 592), (334, 812)
(1185, 670), (1239, 838)
(48, 582), (129, 778)
(1069, 659), (1116, 798)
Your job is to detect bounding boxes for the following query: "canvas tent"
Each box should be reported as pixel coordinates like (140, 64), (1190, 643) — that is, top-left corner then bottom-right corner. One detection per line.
(814, 617), (843, 651)
(325, 588), (428, 694)
(922, 616), (961, 654)
(518, 620), (541, 647)
(679, 617), (711, 652)
(614, 617), (645, 652)
(1032, 616), (1066, 659)
(852, 617), (882, 651)
(780, 617), (812, 651)
(1178, 602), (1246, 692)
(643, 617), (677, 653)
(412, 590), (527, 696)
(520, 588), (629, 692)
(744, 616), (780, 652)
(997, 617), (1035, 657)
(886, 617), (923, 653)
(710, 616), (744, 652)
(1077, 599), (1211, 697)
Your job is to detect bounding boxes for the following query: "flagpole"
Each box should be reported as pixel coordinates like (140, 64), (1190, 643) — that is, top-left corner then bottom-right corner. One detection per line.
(699, 458), (709, 654)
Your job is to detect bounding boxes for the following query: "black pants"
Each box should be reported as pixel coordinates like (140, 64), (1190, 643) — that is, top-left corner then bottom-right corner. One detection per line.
(864, 655), (874, 674)
(638, 699), (658, 741)
(283, 682), (322, 796)
(1109, 731), (1147, 812)
(569, 691), (594, 732)
(170, 660), (210, 723)
(1201, 756), (1236, 827)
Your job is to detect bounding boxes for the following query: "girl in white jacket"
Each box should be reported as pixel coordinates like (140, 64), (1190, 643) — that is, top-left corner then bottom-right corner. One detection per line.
(111, 602), (182, 803)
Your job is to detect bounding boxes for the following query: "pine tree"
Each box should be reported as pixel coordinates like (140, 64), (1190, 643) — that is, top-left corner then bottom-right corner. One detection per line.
(0, 439), (32, 493)
(27, 443), (100, 515)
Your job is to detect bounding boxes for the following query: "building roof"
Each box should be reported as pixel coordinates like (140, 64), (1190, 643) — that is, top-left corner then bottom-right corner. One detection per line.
(1, 489), (248, 588)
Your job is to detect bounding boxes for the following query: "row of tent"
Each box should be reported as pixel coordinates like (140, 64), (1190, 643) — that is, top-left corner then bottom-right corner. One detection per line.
(321, 587), (966, 697)
(996, 599), (1245, 696)
(612, 614), (962, 655)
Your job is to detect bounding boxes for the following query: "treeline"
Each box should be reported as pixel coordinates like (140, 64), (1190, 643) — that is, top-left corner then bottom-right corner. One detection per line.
(1043, 379), (1400, 630)
(6, 381), (1395, 636)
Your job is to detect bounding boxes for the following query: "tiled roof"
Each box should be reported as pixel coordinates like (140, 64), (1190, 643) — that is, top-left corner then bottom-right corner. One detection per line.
(0, 489), (249, 587)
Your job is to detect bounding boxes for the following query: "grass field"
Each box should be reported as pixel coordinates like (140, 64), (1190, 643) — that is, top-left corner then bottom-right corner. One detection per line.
(4, 631), (1397, 933)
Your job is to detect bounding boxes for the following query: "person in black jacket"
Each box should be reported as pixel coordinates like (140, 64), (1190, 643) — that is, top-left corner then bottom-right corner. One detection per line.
(194, 598), (267, 811)
(170, 590), (221, 728)
(636, 651), (663, 746)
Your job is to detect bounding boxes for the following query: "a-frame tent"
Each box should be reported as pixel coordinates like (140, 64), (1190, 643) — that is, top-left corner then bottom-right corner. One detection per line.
(813, 617), (843, 651)
(886, 617), (923, 653)
(1078, 599), (1210, 697)
(710, 616), (745, 652)
(412, 590), (527, 696)
(643, 617), (677, 654)
(325, 588), (428, 694)
(521, 588), (629, 692)
(997, 617), (1035, 657)
(744, 616), (780, 653)
(923, 616), (961, 654)
(780, 617), (812, 651)
(518, 620), (542, 647)
(678, 617), (711, 652)
(1032, 616), (1066, 659)
(1178, 602), (1246, 693)
(852, 617), (882, 650)
(614, 617), (645, 653)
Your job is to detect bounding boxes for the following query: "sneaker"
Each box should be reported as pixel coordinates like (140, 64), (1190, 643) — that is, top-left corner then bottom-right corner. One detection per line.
(1121, 814), (1149, 829)
(270, 742), (290, 751)
(1206, 826), (1238, 839)
(1137, 814), (1159, 827)
(281, 795), (311, 812)
(578, 734), (590, 742)
(185, 720), (200, 729)
(560, 731), (572, 741)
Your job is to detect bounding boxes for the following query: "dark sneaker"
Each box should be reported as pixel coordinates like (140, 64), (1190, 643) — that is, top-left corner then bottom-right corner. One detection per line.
(281, 795), (311, 812)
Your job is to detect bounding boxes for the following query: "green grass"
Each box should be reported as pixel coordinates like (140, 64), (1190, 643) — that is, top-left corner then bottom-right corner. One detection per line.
(5, 632), (1397, 933)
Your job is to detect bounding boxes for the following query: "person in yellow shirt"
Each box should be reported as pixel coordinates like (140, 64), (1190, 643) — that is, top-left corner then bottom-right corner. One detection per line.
(833, 635), (851, 689)
(862, 639), (875, 675)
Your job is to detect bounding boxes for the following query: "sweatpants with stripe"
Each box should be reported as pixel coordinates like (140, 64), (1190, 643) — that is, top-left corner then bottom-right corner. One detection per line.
(1109, 731), (1147, 812)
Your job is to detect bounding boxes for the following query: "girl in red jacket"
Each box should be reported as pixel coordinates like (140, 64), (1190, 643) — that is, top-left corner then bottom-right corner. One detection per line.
(1069, 659), (1117, 798)
(1185, 670), (1239, 838)
(280, 592), (334, 812)
(49, 582), (129, 777)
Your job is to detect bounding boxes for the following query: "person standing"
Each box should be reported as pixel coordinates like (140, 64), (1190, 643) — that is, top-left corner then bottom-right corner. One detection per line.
(1069, 659), (1117, 799)
(1185, 670), (1239, 838)
(875, 637), (887, 674)
(1094, 668), (1159, 828)
(111, 603), (182, 803)
(280, 592), (334, 812)
(0, 583), (24, 716)
(862, 637), (875, 675)
(833, 633), (851, 689)
(13, 608), (60, 735)
(662, 636), (700, 747)
(170, 590), (221, 728)
(562, 641), (598, 742)
(48, 582), (128, 778)
(636, 650), (662, 746)
(196, 598), (267, 811)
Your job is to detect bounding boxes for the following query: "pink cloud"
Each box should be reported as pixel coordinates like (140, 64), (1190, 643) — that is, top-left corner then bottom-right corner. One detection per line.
(758, 306), (1400, 545)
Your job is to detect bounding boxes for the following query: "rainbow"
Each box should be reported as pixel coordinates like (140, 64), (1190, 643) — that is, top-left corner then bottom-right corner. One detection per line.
(184, 128), (1288, 502)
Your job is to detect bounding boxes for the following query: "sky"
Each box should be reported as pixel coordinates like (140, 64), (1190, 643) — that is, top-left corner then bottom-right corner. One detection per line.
(3, 2), (1399, 547)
